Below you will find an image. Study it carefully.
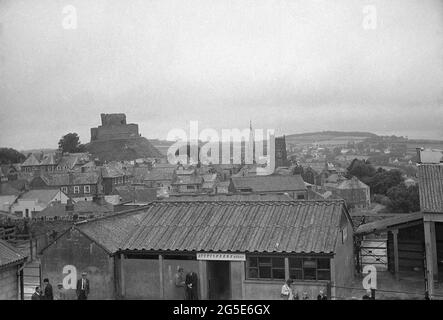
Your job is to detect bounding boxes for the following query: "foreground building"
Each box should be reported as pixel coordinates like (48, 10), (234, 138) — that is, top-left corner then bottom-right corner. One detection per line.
(40, 200), (354, 299)
(0, 239), (27, 300)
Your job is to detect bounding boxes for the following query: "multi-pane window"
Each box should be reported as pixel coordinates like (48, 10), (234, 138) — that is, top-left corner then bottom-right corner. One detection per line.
(289, 257), (331, 281)
(61, 187), (68, 193)
(84, 185), (90, 194)
(73, 186), (80, 194)
(246, 257), (285, 280)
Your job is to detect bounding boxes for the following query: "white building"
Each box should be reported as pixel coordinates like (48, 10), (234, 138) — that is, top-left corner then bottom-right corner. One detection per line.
(11, 189), (69, 218)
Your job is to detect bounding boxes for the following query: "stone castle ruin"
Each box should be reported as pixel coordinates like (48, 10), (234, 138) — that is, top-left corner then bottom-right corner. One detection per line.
(87, 113), (163, 161)
(90, 113), (140, 142)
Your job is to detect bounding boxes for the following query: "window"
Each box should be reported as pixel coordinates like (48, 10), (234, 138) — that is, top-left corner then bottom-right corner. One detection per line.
(297, 194), (305, 200)
(84, 185), (90, 194)
(289, 257), (331, 281)
(61, 187), (68, 193)
(73, 186), (80, 194)
(246, 256), (285, 280)
(186, 185), (195, 190)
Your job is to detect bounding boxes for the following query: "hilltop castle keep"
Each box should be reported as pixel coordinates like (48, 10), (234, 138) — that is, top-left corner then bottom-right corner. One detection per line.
(87, 113), (163, 162)
(91, 113), (140, 142)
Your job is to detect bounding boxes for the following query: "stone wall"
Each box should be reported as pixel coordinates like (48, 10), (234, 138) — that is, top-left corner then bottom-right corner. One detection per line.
(40, 228), (115, 299)
(0, 265), (19, 300)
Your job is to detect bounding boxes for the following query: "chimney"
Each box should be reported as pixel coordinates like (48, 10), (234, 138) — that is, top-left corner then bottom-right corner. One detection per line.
(68, 172), (74, 185)
(65, 199), (74, 212)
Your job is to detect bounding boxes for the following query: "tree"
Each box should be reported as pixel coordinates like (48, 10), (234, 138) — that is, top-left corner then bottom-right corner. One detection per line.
(346, 159), (376, 180)
(0, 148), (26, 164)
(58, 133), (86, 153)
(367, 169), (404, 195)
(386, 184), (420, 213)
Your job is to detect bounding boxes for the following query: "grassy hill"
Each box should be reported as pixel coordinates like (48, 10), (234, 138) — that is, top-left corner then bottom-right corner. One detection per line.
(86, 137), (164, 162)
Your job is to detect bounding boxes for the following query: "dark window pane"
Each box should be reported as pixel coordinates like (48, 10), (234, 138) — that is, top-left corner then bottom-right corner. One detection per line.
(289, 269), (303, 280)
(317, 270), (331, 280)
(318, 258), (330, 270)
(259, 257), (271, 265)
(289, 258), (302, 268)
(247, 268), (258, 278)
(272, 258), (284, 268)
(273, 268), (285, 279)
(259, 266), (272, 278)
(248, 257), (258, 268)
(303, 258), (317, 268)
(304, 268), (316, 280)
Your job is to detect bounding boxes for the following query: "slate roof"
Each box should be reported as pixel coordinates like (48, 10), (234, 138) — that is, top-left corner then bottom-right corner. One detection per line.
(19, 189), (62, 206)
(75, 200), (349, 254)
(114, 185), (157, 203)
(231, 175), (306, 192)
(76, 210), (148, 253)
(41, 172), (100, 186)
(143, 168), (175, 181)
(21, 154), (41, 166)
(418, 164), (443, 213)
(35, 201), (113, 218)
(336, 177), (369, 190)
(0, 239), (27, 268)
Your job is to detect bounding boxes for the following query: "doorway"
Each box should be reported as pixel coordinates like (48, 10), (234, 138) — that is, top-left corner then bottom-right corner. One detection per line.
(207, 261), (231, 300)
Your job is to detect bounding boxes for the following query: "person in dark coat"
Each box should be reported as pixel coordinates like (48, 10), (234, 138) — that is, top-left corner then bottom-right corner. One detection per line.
(42, 278), (54, 300)
(76, 272), (90, 300)
(31, 286), (42, 300)
(185, 271), (198, 300)
(317, 290), (328, 300)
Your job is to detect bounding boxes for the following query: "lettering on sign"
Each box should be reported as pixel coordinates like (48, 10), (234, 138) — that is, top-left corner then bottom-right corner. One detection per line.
(197, 253), (246, 261)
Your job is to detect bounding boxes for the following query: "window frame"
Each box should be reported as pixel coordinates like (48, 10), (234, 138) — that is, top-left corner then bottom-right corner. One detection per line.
(288, 256), (331, 281)
(246, 256), (286, 281)
(73, 186), (80, 194)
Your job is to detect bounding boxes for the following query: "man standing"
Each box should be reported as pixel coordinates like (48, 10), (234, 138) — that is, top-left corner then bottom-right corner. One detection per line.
(317, 289), (328, 300)
(42, 278), (54, 300)
(76, 272), (90, 300)
(280, 279), (293, 300)
(174, 267), (186, 299)
(31, 286), (42, 300)
(185, 271), (198, 300)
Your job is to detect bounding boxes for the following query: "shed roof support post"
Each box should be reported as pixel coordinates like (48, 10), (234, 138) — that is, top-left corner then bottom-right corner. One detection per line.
(424, 221), (437, 298)
(159, 254), (164, 299)
(392, 229), (399, 281)
(284, 257), (289, 280)
(120, 253), (125, 299)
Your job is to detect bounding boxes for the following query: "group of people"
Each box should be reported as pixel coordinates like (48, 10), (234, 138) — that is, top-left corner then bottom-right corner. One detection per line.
(175, 267), (199, 300)
(31, 272), (90, 300)
(281, 279), (328, 300)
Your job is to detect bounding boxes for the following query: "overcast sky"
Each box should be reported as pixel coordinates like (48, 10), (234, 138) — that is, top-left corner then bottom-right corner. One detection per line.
(0, 0), (442, 150)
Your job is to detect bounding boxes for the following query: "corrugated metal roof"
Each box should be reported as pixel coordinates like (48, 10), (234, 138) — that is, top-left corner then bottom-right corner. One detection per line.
(0, 239), (26, 268)
(355, 212), (423, 235)
(418, 164), (443, 213)
(77, 200), (348, 254)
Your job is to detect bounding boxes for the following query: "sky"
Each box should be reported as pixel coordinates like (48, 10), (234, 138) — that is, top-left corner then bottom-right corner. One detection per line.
(0, 0), (442, 150)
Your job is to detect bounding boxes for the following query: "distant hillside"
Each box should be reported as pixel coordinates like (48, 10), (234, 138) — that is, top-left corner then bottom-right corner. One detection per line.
(285, 131), (378, 147)
(286, 131), (378, 139)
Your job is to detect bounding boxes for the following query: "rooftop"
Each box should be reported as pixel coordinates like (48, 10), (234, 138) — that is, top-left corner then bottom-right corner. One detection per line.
(0, 239), (27, 268)
(75, 200), (350, 254)
(418, 164), (443, 213)
(231, 174), (306, 192)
